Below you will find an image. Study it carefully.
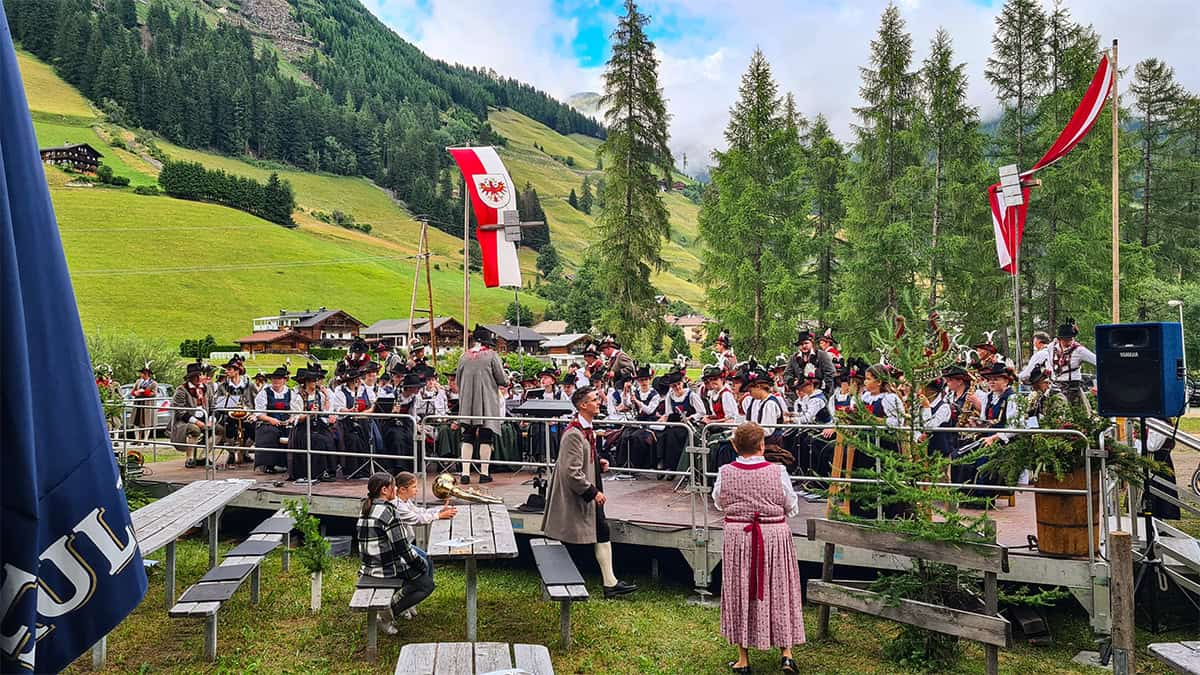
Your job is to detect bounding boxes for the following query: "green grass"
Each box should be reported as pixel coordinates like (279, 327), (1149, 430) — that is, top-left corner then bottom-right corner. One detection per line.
(15, 50), (96, 120)
(490, 108), (601, 171)
(68, 536), (1184, 674)
(33, 120), (159, 186)
(53, 188), (540, 342)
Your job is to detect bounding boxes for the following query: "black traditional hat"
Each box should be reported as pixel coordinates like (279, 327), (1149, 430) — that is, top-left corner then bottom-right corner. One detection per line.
(662, 370), (685, 386)
(185, 362), (204, 378)
(375, 340), (393, 353)
(818, 328), (837, 345)
(941, 364), (972, 381)
(847, 357), (869, 381)
(972, 331), (999, 353)
(362, 361), (381, 373)
(701, 364), (724, 381)
(599, 334), (620, 349)
(794, 329), (815, 346)
(473, 325), (496, 347)
(268, 366), (289, 379)
(344, 365), (363, 380)
(771, 354), (789, 371)
(400, 372), (425, 389)
(538, 367), (559, 380)
(634, 364), (653, 380)
(582, 343), (599, 357)
(138, 360), (154, 375)
(1026, 365), (1052, 385)
(744, 363), (773, 388)
(560, 372), (578, 386)
(1057, 317), (1079, 339)
(252, 370), (268, 382)
(409, 337), (426, 351)
(925, 377), (946, 393)
(715, 330), (731, 347)
(979, 362), (1016, 380)
(800, 362), (821, 384)
(293, 368), (319, 384)
(221, 355), (245, 372)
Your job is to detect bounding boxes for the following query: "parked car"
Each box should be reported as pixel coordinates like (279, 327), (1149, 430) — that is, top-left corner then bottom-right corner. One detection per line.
(1189, 378), (1200, 407)
(118, 382), (175, 435)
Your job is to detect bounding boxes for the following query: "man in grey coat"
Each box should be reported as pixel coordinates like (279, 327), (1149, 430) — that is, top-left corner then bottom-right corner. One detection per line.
(599, 335), (636, 385)
(784, 330), (836, 397)
(171, 361), (209, 468)
(455, 327), (508, 483)
(543, 386), (638, 599)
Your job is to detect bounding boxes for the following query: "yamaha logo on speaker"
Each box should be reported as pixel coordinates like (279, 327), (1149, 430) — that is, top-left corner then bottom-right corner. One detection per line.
(1120, 351), (1140, 357)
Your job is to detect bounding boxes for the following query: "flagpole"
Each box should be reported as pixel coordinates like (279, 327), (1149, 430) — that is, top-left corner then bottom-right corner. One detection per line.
(1012, 242), (1022, 368)
(1111, 38), (1120, 324)
(463, 176), (471, 349)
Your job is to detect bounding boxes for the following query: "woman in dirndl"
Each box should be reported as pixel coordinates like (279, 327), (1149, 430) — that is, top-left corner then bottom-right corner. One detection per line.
(713, 422), (804, 674)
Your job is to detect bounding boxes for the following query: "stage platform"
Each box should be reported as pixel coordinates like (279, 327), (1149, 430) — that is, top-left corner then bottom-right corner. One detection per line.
(132, 448), (1200, 632)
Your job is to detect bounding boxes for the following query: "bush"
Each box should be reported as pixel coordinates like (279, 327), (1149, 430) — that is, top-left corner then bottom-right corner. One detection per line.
(179, 335), (218, 358)
(308, 347), (346, 361)
(110, 175), (130, 186)
(87, 330), (184, 385)
(158, 160), (295, 227)
(133, 185), (160, 196)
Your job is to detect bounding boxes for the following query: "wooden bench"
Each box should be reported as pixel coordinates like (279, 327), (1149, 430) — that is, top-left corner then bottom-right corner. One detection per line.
(91, 479), (254, 670)
(350, 576), (404, 661)
(395, 642), (554, 674)
(168, 509), (294, 662)
(1150, 641), (1200, 674)
(529, 538), (589, 647)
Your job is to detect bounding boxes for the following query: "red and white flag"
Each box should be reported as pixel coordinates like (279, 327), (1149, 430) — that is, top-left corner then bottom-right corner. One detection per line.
(448, 146), (523, 288)
(990, 54), (1114, 274)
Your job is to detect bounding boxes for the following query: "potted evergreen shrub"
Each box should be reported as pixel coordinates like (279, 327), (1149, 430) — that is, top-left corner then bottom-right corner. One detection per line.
(285, 499), (332, 612)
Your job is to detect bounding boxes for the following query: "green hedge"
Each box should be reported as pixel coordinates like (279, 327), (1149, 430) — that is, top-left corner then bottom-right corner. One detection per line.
(309, 347), (346, 361)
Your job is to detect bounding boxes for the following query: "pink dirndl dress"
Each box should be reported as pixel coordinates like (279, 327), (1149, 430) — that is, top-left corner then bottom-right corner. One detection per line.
(718, 460), (806, 650)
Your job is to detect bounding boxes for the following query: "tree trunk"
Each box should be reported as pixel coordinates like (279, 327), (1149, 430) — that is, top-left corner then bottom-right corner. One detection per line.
(310, 571), (322, 612)
(1138, 126), (1152, 321)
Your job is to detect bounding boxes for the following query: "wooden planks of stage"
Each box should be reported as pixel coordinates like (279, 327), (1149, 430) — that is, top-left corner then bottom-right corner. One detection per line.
(138, 456), (1042, 549)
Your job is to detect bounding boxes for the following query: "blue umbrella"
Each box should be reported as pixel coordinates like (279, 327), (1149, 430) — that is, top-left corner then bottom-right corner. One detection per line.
(1, 7), (147, 672)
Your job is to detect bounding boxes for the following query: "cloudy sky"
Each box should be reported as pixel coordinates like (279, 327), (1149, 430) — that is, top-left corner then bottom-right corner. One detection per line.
(362, 0), (1200, 171)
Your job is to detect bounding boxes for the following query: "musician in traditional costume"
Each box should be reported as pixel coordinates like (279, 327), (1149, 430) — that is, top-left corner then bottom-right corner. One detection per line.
(331, 366), (375, 478)
(972, 334), (1007, 370)
(770, 355), (789, 397)
(656, 370), (705, 475)
(214, 356), (255, 465)
(713, 422), (804, 674)
(543, 386), (638, 599)
(784, 330), (836, 397)
(289, 368), (336, 482)
(582, 343), (606, 383)
(741, 364), (791, 466)
(818, 329), (843, 367)
(171, 361), (209, 467)
(599, 335), (636, 384)
(126, 362), (157, 444)
(625, 365), (662, 469)
(379, 372), (425, 473)
(456, 327), (506, 484)
(1022, 319), (1096, 413)
(1017, 332), (1052, 382)
(849, 365), (907, 517)
(714, 330), (738, 376)
(1024, 365), (1067, 427)
(956, 362), (1020, 498)
(791, 367), (832, 475)
(253, 367), (292, 474)
(925, 365), (978, 460)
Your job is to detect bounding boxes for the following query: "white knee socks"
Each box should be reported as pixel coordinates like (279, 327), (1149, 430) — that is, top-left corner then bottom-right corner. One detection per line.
(479, 444), (492, 476)
(594, 541), (618, 587)
(460, 442), (473, 477)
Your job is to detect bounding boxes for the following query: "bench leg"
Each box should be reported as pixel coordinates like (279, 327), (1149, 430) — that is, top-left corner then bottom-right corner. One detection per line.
(91, 636), (106, 670)
(207, 512), (220, 568)
(366, 609), (378, 662)
(204, 613), (217, 662)
(165, 541), (176, 609)
(251, 565), (261, 605)
(465, 558), (478, 642)
(559, 601), (572, 648)
(282, 533), (290, 572)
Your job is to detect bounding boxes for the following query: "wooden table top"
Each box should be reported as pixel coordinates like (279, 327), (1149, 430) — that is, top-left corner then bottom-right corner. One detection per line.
(131, 479), (254, 555)
(395, 642), (553, 675)
(427, 503), (518, 561)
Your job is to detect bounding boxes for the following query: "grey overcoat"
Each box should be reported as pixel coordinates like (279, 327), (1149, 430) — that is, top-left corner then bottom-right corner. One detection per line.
(455, 347), (506, 434)
(543, 425), (600, 544)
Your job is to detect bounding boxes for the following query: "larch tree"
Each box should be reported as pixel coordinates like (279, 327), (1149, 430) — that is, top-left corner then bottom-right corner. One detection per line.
(594, 0), (674, 345)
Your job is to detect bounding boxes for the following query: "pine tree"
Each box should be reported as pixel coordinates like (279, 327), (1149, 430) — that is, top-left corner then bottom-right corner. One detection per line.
(536, 243), (561, 279)
(985, 0), (1047, 168)
(803, 114), (846, 324)
(568, 188), (579, 210)
(835, 4), (921, 349)
(594, 0), (674, 344)
(699, 49), (804, 355)
(579, 175), (593, 214)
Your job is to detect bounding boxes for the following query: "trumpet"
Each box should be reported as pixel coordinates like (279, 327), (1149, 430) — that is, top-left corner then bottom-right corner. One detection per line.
(432, 473), (504, 504)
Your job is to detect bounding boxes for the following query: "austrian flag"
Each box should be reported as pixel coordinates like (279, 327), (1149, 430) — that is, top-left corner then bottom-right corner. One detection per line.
(448, 146), (523, 288)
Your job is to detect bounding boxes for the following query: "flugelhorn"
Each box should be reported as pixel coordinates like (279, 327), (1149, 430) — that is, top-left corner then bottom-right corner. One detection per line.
(432, 473), (504, 504)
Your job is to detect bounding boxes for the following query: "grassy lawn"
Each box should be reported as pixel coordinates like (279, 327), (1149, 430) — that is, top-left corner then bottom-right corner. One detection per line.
(33, 120), (160, 187)
(15, 49), (96, 119)
(53, 188), (538, 342)
(70, 535), (1185, 674)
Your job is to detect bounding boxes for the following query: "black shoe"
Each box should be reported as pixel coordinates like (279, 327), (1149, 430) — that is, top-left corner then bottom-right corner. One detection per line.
(184, 458), (196, 468)
(728, 661), (751, 674)
(603, 580), (638, 599)
(460, 475), (471, 485)
(478, 474), (493, 484)
(780, 656), (797, 673)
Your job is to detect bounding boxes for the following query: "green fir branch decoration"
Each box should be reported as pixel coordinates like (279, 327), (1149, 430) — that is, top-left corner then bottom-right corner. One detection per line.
(284, 499), (332, 576)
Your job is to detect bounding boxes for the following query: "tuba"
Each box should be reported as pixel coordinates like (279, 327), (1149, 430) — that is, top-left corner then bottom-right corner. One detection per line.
(432, 473), (504, 504)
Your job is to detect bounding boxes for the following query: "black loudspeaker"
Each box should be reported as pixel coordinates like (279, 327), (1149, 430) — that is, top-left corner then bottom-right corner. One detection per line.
(1095, 322), (1186, 418)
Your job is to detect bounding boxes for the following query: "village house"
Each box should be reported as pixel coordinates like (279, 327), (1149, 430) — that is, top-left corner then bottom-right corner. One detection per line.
(474, 324), (547, 354)
(39, 143), (102, 173)
(360, 317), (464, 352)
(239, 308), (364, 352)
(541, 332), (591, 355)
(234, 330), (310, 355)
(531, 319), (568, 338)
(666, 313), (713, 345)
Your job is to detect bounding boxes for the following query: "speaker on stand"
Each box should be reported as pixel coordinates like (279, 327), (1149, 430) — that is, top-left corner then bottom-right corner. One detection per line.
(1095, 322), (1187, 633)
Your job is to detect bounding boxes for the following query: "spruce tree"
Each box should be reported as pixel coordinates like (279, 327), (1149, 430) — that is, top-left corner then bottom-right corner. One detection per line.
(835, 4), (921, 349)
(700, 48), (804, 355)
(594, 0), (674, 344)
(803, 114), (846, 324)
(985, 0), (1047, 168)
(579, 175), (593, 214)
(568, 188), (579, 210)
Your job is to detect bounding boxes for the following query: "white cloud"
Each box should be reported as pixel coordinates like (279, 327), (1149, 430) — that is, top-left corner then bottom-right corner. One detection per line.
(363, 0), (1200, 171)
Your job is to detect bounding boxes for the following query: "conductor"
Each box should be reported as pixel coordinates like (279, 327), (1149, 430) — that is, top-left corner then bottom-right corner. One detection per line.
(543, 386), (638, 599)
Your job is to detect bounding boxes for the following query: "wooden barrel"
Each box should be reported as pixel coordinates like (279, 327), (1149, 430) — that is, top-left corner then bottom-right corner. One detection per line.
(1034, 467), (1100, 558)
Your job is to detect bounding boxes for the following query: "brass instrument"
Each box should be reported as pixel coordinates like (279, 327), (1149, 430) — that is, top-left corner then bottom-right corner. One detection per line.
(432, 473), (504, 504)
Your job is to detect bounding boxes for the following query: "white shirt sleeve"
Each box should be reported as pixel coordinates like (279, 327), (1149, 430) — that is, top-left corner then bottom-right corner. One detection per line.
(882, 393), (905, 428)
(720, 390), (738, 421)
(712, 468), (723, 510)
(1019, 347), (1050, 381)
(781, 468), (800, 517)
(1076, 344), (1097, 367)
(688, 391), (705, 422)
(253, 388), (269, 420)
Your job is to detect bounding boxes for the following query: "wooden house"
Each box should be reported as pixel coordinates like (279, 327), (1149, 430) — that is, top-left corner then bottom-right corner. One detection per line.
(234, 330), (310, 354)
(475, 324), (547, 354)
(40, 143), (103, 173)
(251, 307), (364, 347)
(361, 317), (465, 352)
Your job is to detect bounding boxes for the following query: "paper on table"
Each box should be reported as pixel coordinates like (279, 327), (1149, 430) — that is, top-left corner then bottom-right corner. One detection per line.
(434, 537), (482, 548)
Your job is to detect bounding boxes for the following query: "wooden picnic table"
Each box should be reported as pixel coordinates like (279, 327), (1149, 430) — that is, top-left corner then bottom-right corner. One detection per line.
(395, 642), (553, 675)
(92, 479), (254, 669)
(427, 503), (518, 641)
